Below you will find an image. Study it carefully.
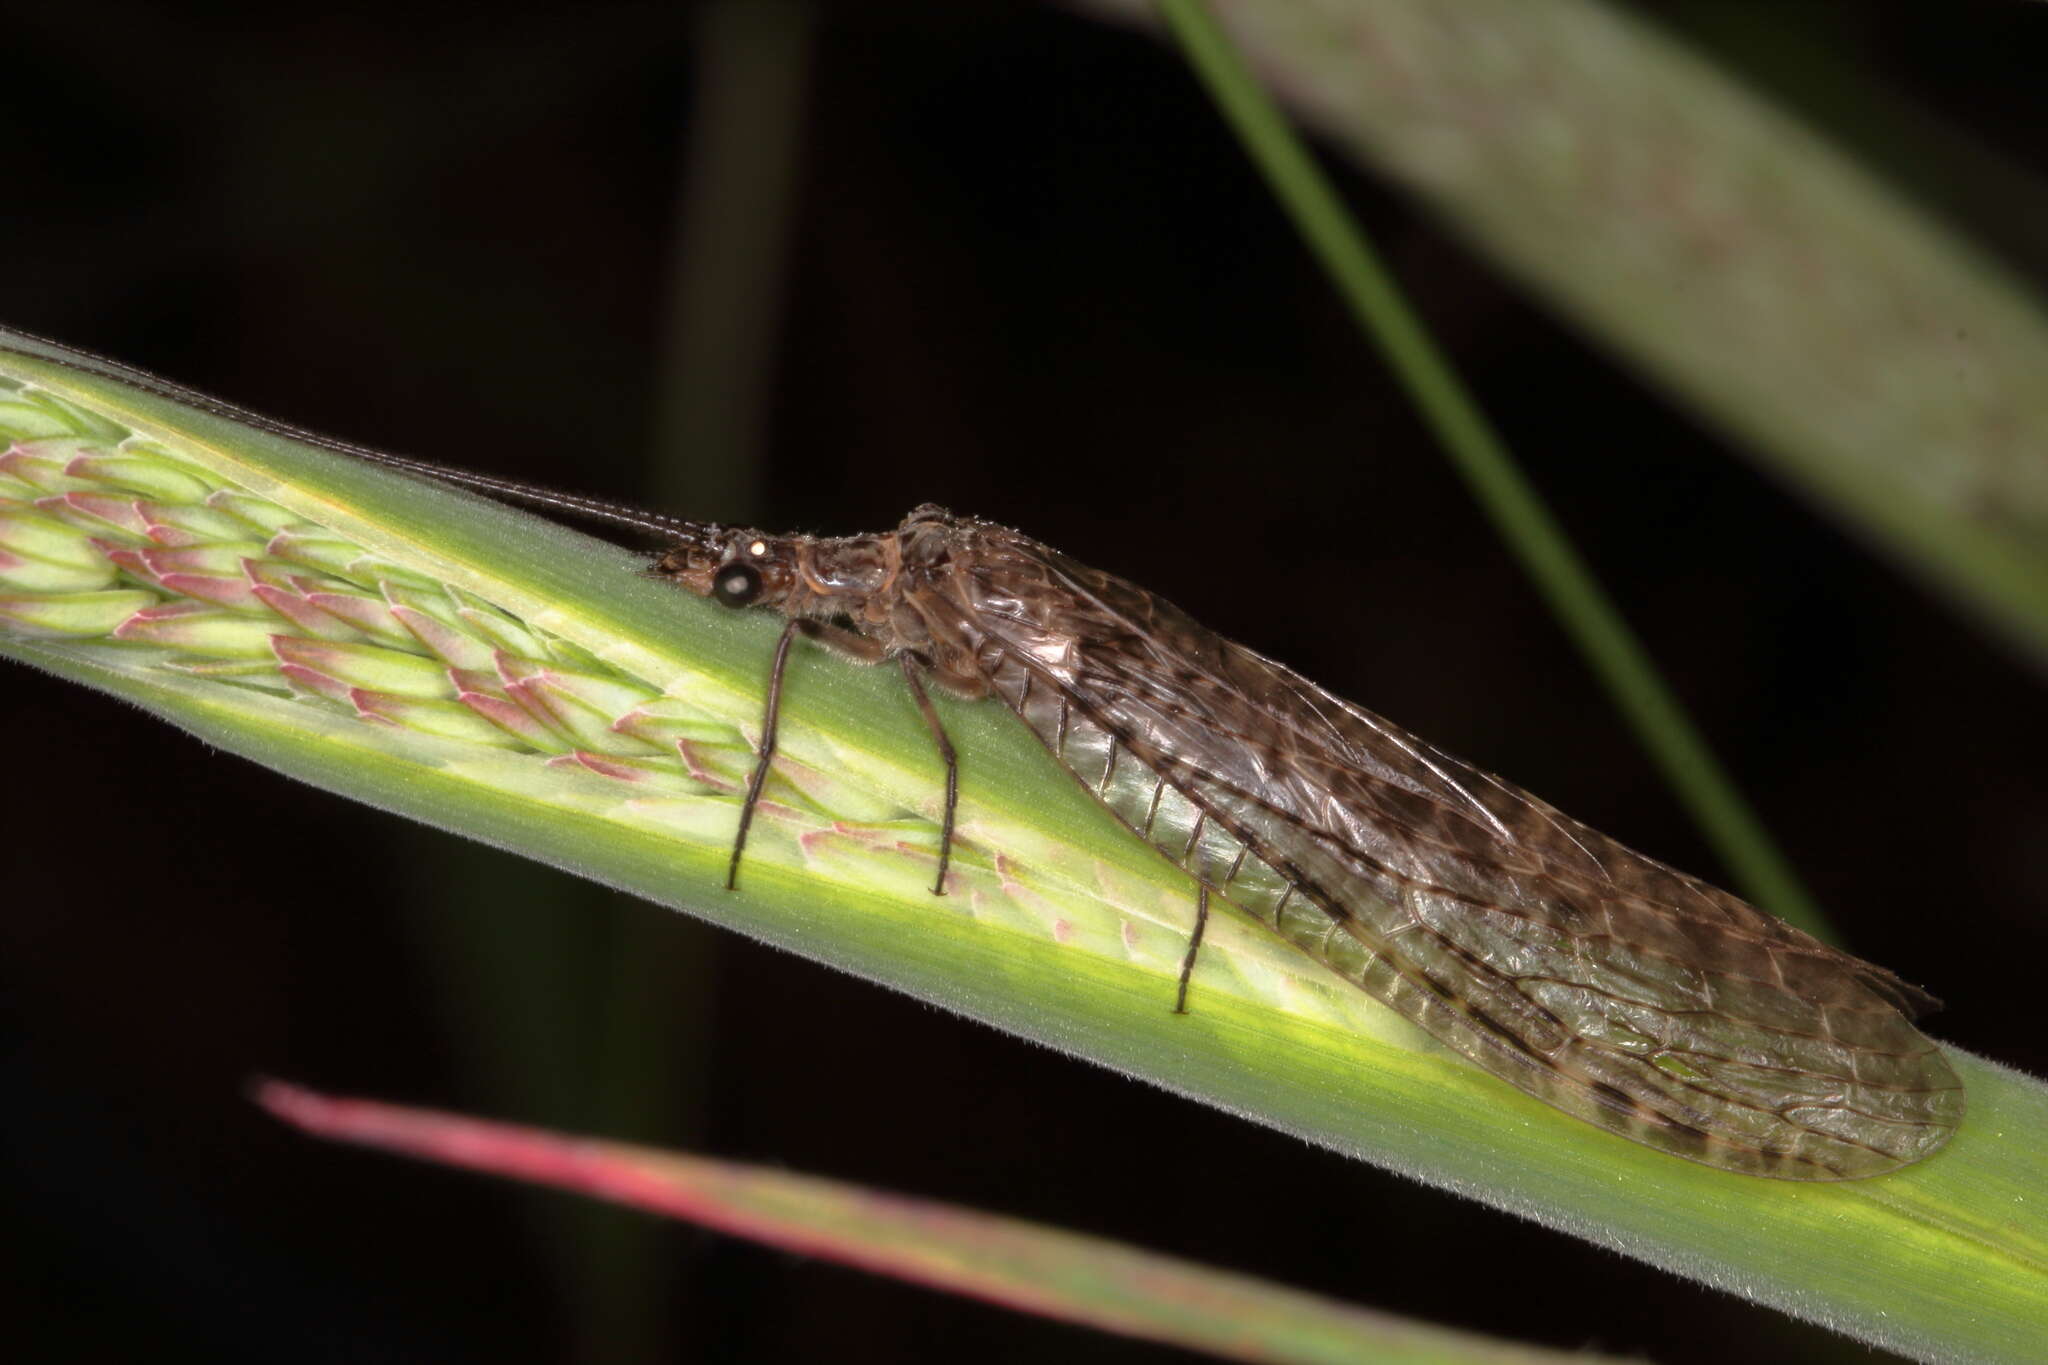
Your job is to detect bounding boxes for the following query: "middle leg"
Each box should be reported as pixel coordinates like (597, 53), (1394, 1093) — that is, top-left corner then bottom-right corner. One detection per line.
(898, 654), (959, 896)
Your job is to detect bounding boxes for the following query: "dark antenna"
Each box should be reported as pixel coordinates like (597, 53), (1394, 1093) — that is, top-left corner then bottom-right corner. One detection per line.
(328, 447), (702, 542)
(0, 325), (699, 543)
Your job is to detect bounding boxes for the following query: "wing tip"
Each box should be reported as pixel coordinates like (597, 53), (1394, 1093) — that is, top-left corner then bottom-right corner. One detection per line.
(1858, 964), (1945, 1020)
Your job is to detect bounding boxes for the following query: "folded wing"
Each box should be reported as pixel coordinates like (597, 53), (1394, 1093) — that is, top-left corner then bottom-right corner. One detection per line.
(946, 528), (1962, 1178)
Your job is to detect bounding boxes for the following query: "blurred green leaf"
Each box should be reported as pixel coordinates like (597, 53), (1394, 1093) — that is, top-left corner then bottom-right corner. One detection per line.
(258, 1079), (1620, 1365)
(1082, 0), (2048, 670)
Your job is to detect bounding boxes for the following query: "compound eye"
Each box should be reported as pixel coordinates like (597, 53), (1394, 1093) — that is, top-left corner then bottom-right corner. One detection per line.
(712, 561), (764, 608)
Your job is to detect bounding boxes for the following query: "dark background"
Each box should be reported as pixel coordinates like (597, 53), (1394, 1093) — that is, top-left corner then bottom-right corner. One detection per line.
(4, 3), (2045, 1362)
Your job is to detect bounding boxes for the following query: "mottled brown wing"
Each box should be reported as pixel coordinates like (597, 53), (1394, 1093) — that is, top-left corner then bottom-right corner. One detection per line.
(943, 523), (1962, 1179)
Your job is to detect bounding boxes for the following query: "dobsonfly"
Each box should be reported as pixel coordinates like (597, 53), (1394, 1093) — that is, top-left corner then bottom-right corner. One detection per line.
(302, 447), (1964, 1182)
(0, 329), (1968, 1179)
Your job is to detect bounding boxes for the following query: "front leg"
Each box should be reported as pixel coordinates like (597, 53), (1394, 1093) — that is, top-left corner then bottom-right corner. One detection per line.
(727, 620), (975, 897)
(727, 618), (803, 891)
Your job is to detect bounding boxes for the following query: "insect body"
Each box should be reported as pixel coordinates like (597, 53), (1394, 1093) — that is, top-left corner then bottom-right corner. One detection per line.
(0, 327), (1965, 1179)
(646, 503), (1963, 1181)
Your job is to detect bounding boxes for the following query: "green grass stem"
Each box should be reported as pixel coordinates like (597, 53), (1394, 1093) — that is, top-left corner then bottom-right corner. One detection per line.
(3, 328), (2044, 1362)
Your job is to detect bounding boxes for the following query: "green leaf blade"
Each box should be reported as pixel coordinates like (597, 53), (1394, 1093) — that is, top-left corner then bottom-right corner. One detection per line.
(3, 331), (2045, 1361)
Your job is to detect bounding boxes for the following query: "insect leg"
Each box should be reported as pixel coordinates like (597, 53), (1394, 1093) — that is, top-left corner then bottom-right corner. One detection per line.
(1173, 886), (1210, 1015)
(728, 618), (802, 891)
(898, 654), (958, 896)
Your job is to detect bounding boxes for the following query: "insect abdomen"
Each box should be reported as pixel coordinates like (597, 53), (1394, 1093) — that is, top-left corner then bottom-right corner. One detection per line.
(976, 643), (1380, 981)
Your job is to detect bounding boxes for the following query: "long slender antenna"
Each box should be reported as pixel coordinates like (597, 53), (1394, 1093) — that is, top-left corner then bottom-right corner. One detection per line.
(334, 447), (703, 541)
(0, 325), (703, 543)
